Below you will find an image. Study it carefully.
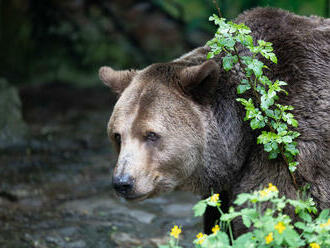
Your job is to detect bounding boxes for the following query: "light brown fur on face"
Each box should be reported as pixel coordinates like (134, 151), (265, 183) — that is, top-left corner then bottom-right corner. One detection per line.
(107, 64), (209, 200)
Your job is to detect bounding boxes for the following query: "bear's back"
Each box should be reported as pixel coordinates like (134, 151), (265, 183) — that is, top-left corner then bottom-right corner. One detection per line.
(236, 8), (330, 209)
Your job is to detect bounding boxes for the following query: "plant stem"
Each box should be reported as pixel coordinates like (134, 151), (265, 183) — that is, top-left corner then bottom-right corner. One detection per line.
(233, 46), (299, 190)
(213, 0), (222, 18)
(217, 205), (234, 244)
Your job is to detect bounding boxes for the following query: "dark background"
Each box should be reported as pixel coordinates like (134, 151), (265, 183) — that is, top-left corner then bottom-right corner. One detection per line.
(0, 1), (329, 248)
(1, 0), (329, 86)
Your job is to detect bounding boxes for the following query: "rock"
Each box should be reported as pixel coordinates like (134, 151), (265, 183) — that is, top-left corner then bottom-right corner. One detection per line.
(66, 240), (87, 248)
(57, 226), (78, 237)
(163, 203), (195, 217)
(0, 78), (28, 149)
(45, 236), (65, 247)
(110, 232), (142, 248)
(149, 236), (169, 247)
(127, 209), (155, 224)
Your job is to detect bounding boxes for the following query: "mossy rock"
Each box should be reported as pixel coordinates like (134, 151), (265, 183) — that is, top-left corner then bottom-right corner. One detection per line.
(0, 78), (28, 149)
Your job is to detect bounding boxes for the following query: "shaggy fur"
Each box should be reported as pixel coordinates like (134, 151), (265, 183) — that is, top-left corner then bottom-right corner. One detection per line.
(100, 7), (330, 235)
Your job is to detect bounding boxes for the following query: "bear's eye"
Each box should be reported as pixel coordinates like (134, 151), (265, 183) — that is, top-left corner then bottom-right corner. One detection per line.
(114, 133), (121, 144)
(145, 132), (159, 142)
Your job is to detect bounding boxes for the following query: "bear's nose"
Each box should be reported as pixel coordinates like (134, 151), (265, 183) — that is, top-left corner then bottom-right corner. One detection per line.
(112, 174), (134, 195)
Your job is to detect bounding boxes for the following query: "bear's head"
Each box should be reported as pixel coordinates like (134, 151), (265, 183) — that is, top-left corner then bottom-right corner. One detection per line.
(99, 60), (220, 200)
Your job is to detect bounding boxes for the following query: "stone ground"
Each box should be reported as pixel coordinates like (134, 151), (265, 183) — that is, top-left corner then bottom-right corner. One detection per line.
(0, 83), (202, 248)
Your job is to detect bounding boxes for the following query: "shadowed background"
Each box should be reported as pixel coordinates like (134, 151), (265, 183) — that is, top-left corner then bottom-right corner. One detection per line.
(0, 0), (329, 247)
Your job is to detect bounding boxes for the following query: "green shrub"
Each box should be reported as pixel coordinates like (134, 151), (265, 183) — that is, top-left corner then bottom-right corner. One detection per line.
(160, 187), (330, 248)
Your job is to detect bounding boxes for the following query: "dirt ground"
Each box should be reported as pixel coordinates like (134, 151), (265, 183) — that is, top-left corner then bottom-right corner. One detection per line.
(0, 83), (201, 248)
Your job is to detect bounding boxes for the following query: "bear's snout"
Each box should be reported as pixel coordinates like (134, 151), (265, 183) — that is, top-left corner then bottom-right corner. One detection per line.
(112, 174), (134, 197)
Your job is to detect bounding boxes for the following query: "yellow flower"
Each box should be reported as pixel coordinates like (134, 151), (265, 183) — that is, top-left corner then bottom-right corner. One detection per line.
(259, 183), (278, 198)
(210, 193), (220, 203)
(259, 189), (269, 197)
(268, 183), (278, 192)
(265, 232), (273, 244)
(275, 221), (286, 234)
(196, 233), (207, 245)
(196, 233), (204, 239)
(212, 224), (220, 234)
(170, 225), (182, 239)
(320, 218), (330, 228)
(310, 243), (320, 248)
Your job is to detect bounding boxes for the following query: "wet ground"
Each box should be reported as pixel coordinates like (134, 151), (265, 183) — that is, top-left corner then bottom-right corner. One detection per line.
(0, 83), (201, 248)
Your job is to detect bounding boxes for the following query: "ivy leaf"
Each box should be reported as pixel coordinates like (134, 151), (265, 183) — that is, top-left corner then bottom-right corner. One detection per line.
(260, 94), (274, 110)
(250, 118), (265, 130)
(223, 54), (235, 71)
(268, 150), (279, 159)
(237, 79), (251, 94)
(291, 118), (298, 127)
(269, 53), (278, 63)
(207, 52), (214, 59)
(289, 162), (299, 172)
(282, 135), (293, 143)
(264, 143), (272, 152)
(285, 143), (299, 156)
(247, 59), (264, 78)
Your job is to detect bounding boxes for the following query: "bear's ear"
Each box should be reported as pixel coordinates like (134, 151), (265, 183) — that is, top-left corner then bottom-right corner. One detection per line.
(179, 60), (220, 103)
(99, 66), (136, 94)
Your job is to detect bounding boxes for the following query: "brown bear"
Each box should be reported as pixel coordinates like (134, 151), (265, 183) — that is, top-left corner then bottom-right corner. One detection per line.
(99, 7), (330, 235)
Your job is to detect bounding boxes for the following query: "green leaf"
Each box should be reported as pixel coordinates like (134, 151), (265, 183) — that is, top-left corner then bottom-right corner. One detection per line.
(236, 98), (248, 105)
(211, 232), (230, 247)
(221, 209), (241, 222)
(318, 209), (330, 220)
(268, 150), (279, 159)
(291, 118), (298, 127)
(242, 215), (251, 228)
(247, 59), (264, 78)
(284, 228), (303, 247)
(285, 143), (299, 156)
(207, 52), (214, 59)
(289, 162), (299, 172)
(260, 94), (274, 110)
(298, 211), (312, 222)
(234, 193), (250, 205)
(282, 135), (293, 143)
(193, 201), (207, 217)
(250, 118), (260, 130)
(233, 233), (255, 248)
(294, 221), (306, 230)
(264, 143), (272, 152)
(223, 54), (238, 71)
(237, 81), (251, 94)
(269, 53), (278, 64)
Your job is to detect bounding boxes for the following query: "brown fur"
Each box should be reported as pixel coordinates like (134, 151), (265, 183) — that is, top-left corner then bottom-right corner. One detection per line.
(100, 7), (330, 234)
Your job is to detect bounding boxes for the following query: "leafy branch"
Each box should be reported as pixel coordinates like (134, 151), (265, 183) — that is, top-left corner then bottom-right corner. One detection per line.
(206, 15), (300, 189)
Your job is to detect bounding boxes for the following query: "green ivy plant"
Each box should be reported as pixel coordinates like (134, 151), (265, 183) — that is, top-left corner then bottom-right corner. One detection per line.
(206, 15), (300, 187)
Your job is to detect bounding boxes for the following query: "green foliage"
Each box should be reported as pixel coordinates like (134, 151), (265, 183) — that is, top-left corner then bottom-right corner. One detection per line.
(207, 15), (301, 173)
(161, 187), (330, 248)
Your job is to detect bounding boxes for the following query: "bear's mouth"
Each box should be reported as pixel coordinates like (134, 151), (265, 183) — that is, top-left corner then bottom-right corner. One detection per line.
(123, 192), (151, 201)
